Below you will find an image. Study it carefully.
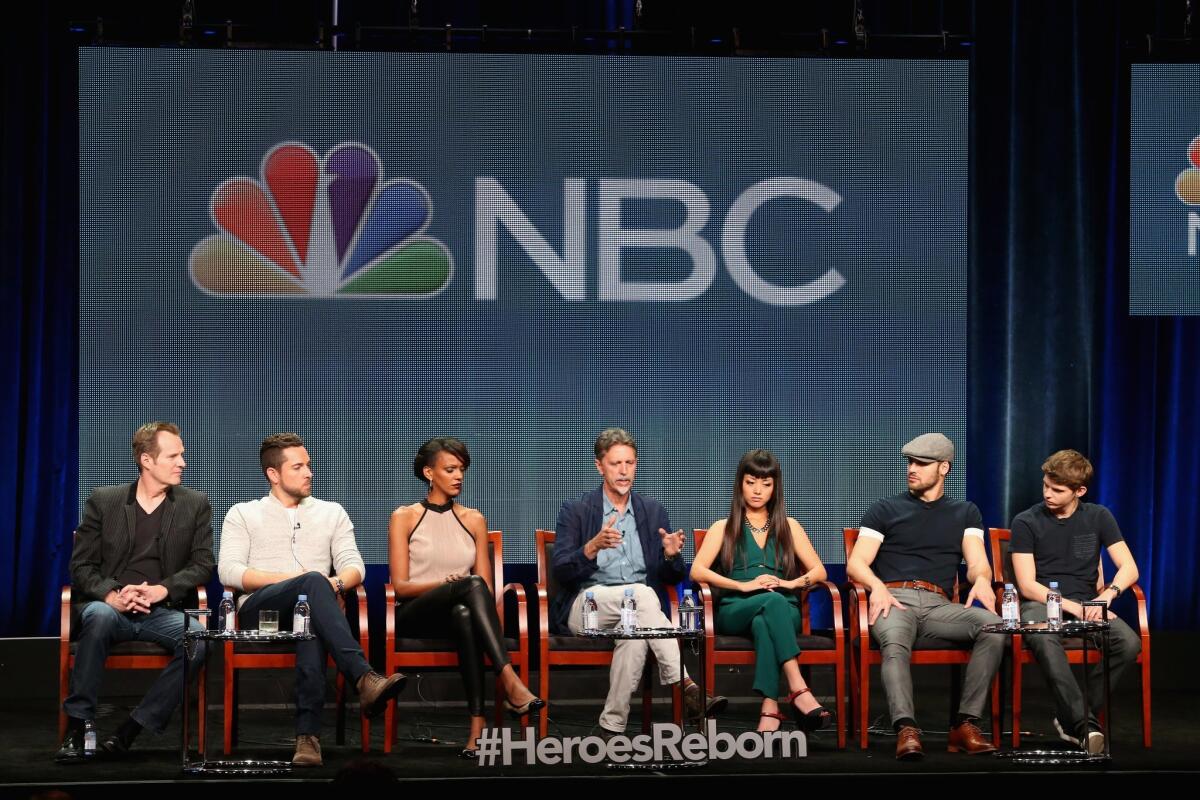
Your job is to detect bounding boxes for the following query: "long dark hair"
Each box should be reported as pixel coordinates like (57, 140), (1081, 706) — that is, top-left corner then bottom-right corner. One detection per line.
(717, 449), (798, 580)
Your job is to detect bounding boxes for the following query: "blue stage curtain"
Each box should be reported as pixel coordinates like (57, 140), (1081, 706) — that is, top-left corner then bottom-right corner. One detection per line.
(1, 2), (1196, 634)
(0, 4), (79, 636)
(970, 1), (1200, 629)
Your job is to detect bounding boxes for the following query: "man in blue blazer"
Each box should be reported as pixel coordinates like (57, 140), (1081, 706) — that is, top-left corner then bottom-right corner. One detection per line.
(552, 428), (725, 735)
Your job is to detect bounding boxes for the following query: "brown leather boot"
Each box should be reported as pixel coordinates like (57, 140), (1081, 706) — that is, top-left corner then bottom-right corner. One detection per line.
(895, 725), (924, 760)
(292, 734), (322, 767)
(356, 671), (407, 719)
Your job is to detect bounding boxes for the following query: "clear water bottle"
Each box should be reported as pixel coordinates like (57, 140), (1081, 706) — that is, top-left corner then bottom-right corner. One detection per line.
(1002, 584), (1019, 629)
(1046, 582), (1062, 630)
(582, 591), (599, 633)
(680, 589), (700, 632)
(293, 594), (311, 635)
(218, 590), (237, 632)
(619, 588), (637, 633)
(82, 719), (97, 757)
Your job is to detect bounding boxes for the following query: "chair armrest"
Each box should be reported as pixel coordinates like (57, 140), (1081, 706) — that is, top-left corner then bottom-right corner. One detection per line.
(697, 582), (717, 644)
(60, 586), (72, 643)
(1130, 583), (1150, 639)
(350, 585), (367, 649)
(811, 580), (844, 635)
(501, 582), (529, 644)
(384, 583), (398, 650)
(842, 580), (871, 641)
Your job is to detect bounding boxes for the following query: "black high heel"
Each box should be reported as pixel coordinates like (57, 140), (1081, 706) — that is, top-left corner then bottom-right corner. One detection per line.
(504, 695), (546, 718)
(785, 688), (832, 733)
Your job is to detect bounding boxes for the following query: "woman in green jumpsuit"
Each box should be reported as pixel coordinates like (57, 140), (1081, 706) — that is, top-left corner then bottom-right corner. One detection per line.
(691, 450), (831, 732)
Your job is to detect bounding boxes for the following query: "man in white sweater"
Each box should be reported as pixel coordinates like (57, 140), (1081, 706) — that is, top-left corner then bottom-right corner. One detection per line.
(218, 432), (405, 767)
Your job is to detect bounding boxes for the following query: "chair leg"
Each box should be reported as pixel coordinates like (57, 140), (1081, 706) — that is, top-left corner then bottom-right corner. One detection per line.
(494, 674), (505, 728)
(361, 704), (370, 753)
(859, 656), (870, 750)
(335, 671), (346, 746)
(990, 673), (1001, 746)
(197, 664), (207, 755)
(223, 660), (235, 755)
(641, 685), (652, 733)
(539, 662), (550, 738)
(948, 664), (962, 728)
(1141, 654), (1152, 748)
(384, 697), (396, 754)
(1012, 654), (1023, 749)
(58, 660), (70, 742)
(835, 659), (847, 750)
(846, 647), (857, 743)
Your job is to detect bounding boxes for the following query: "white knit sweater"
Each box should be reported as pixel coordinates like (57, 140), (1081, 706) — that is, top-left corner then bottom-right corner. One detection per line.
(217, 493), (366, 602)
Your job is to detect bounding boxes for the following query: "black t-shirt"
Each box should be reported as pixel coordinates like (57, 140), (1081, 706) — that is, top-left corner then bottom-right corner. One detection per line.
(1010, 501), (1123, 601)
(860, 491), (983, 597)
(117, 501), (165, 588)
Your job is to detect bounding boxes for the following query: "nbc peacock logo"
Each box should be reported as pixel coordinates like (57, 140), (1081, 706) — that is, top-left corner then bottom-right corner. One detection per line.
(190, 142), (452, 297)
(1174, 136), (1200, 206)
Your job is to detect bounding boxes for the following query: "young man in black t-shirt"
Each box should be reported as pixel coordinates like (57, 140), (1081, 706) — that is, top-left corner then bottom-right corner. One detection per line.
(1010, 449), (1142, 755)
(847, 433), (1003, 761)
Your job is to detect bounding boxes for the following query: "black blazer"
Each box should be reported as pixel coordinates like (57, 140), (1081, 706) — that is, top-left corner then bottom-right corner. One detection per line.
(70, 482), (215, 614)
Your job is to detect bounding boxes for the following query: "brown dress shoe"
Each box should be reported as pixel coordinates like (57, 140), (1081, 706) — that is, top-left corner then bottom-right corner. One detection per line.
(947, 720), (997, 754)
(357, 671), (407, 719)
(292, 734), (322, 767)
(895, 725), (924, 760)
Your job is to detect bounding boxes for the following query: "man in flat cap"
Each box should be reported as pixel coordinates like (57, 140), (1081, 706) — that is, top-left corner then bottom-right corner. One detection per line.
(846, 433), (1002, 760)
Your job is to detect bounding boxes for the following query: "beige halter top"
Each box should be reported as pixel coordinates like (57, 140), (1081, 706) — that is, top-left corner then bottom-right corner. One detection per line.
(407, 499), (477, 583)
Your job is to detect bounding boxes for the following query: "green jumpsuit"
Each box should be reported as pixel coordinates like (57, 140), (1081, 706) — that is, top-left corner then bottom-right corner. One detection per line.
(714, 524), (802, 698)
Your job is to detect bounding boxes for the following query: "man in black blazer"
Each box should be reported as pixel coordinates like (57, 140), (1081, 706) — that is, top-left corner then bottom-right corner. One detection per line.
(58, 422), (214, 762)
(552, 428), (724, 736)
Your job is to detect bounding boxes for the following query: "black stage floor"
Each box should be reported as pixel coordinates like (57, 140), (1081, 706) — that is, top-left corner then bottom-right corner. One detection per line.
(3, 689), (1195, 796)
(3, 632), (1196, 794)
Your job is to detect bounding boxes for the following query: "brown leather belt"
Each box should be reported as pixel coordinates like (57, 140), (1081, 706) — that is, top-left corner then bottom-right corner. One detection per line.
(883, 580), (947, 599)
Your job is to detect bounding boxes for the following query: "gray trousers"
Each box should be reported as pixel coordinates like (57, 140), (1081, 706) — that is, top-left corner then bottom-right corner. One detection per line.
(870, 587), (1003, 726)
(568, 584), (682, 733)
(1020, 600), (1142, 737)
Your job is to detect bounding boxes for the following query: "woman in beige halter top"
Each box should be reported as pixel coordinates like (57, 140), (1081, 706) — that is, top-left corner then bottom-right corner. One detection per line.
(389, 437), (543, 758)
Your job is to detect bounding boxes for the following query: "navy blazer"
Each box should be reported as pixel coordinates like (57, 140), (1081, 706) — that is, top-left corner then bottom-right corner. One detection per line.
(550, 486), (685, 634)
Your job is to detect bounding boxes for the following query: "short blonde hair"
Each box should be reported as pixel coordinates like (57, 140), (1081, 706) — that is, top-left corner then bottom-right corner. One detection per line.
(132, 422), (181, 471)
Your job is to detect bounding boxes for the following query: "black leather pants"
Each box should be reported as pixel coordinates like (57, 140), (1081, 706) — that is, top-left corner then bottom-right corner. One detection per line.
(395, 575), (510, 716)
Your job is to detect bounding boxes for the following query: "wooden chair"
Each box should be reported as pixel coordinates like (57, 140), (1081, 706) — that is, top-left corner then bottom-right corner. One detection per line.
(989, 527), (1152, 747)
(222, 584), (368, 754)
(59, 585), (207, 752)
(534, 529), (680, 738)
(691, 528), (847, 748)
(843, 527), (1001, 749)
(382, 531), (531, 753)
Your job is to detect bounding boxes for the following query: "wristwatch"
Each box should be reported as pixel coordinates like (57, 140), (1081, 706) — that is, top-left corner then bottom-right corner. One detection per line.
(335, 577), (345, 593)
(1105, 582), (1122, 598)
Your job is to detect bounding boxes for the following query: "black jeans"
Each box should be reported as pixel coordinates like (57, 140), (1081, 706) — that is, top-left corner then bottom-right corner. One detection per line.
(395, 576), (510, 716)
(240, 572), (373, 735)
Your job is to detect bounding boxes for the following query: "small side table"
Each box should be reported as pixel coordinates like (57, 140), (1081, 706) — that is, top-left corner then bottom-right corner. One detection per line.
(181, 612), (315, 776)
(983, 609), (1112, 765)
(578, 626), (707, 769)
